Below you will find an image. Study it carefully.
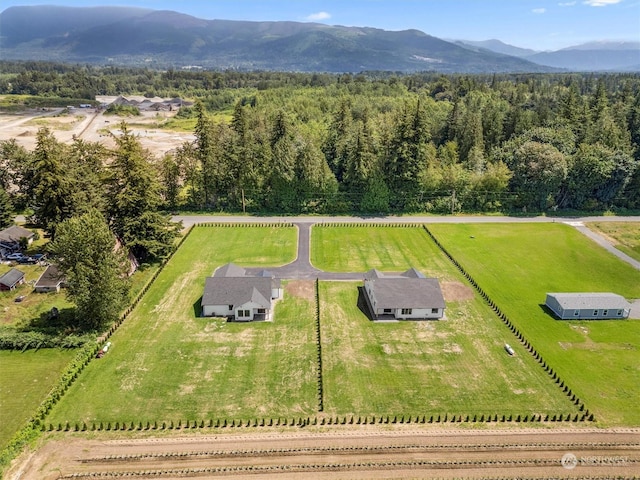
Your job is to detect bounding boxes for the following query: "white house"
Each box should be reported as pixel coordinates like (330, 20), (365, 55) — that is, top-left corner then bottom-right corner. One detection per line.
(363, 268), (445, 320)
(201, 263), (282, 321)
(545, 293), (631, 320)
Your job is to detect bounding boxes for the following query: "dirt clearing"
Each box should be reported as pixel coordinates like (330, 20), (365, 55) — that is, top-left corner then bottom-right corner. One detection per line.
(8, 426), (640, 479)
(441, 282), (475, 301)
(285, 280), (315, 301)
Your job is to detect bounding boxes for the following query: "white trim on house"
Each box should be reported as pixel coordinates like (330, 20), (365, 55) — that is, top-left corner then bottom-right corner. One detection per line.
(545, 293), (631, 320)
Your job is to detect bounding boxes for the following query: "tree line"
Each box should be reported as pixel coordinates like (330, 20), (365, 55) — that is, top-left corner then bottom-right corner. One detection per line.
(1, 65), (640, 220)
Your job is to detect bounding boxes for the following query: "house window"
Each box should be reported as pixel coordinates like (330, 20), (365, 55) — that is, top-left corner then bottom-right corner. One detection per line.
(574, 310), (579, 316)
(238, 310), (250, 317)
(401, 308), (412, 315)
(432, 308), (439, 314)
(229, 305), (233, 311)
(257, 308), (266, 314)
(593, 310), (598, 316)
(383, 309), (392, 314)
(603, 310), (608, 316)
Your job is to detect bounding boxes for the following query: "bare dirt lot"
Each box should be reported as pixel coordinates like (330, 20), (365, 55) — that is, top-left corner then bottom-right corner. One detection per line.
(0, 96), (194, 157)
(440, 282), (475, 302)
(8, 426), (640, 479)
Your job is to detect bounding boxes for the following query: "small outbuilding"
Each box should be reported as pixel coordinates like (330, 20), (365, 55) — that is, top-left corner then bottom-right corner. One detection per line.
(201, 263), (282, 321)
(545, 292), (631, 320)
(34, 265), (66, 293)
(0, 268), (26, 291)
(363, 268), (445, 320)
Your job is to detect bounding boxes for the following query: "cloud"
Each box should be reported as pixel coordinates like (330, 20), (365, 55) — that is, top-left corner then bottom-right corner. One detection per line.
(558, 1), (577, 5)
(304, 11), (331, 21)
(583, 0), (622, 5)
(532, 8), (547, 13)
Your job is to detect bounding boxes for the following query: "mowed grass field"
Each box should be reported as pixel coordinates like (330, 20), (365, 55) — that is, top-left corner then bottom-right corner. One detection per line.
(313, 226), (577, 417)
(0, 349), (76, 448)
(320, 282), (577, 418)
(588, 221), (640, 262)
(311, 225), (460, 275)
(428, 223), (640, 426)
(47, 226), (321, 424)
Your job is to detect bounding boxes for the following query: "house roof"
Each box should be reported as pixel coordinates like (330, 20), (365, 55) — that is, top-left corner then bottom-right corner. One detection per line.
(367, 268), (446, 310)
(0, 225), (34, 243)
(201, 277), (272, 309)
(0, 268), (25, 288)
(214, 263), (247, 278)
(35, 265), (65, 288)
(547, 293), (631, 311)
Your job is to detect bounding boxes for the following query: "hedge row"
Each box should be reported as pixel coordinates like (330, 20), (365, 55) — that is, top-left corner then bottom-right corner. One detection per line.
(45, 411), (594, 436)
(422, 226), (593, 421)
(314, 279), (324, 412)
(195, 222), (294, 228)
(318, 223), (419, 228)
(0, 226), (196, 473)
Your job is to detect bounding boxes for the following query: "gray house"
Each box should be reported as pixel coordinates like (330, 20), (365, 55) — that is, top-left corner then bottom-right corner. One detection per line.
(34, 265), (66, 293)
(363, 268), (445, 320)
(0, 225), (34, 250)
(201, 263), (282, 321)
(545, 293), (631, 320)
(0, 268), (25, 291)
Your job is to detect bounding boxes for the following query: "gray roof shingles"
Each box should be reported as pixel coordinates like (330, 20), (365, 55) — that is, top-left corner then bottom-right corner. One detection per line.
(201, 277), (272, 309)
(548, 292), (630, 310)
(0, 268), (25, 288)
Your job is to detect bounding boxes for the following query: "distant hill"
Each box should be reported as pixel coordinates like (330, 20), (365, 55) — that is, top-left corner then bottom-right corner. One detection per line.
(526, 42), (640, 71)
(455, 39), (538, 58)
(456, 37), (639, 72)
(0, 5), (553, 73)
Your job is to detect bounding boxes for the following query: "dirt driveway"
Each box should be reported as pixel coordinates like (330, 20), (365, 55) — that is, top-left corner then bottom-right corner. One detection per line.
(8, 426), (640, 479)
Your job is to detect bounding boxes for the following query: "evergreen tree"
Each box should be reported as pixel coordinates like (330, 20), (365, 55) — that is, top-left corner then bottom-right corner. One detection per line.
(49, 210), (129, 331)
(107, 123), (179, 262)
(30, 127), (71, 235)
(0, 186), (13, 229)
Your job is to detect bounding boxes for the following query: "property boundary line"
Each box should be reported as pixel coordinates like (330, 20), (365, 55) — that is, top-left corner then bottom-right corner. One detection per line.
(422, 225), (593, 422)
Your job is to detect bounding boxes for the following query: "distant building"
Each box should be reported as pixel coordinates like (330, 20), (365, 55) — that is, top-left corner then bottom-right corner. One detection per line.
(363, 268), (445, 320)
(0, 268), (25, 291)
(201, 263), (282, 321)
(0, 225), (35, 249)
(545, 293), (631, 320)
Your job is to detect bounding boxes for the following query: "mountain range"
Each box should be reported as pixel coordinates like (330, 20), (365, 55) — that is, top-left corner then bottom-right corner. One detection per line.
(0, 5), (638, 73)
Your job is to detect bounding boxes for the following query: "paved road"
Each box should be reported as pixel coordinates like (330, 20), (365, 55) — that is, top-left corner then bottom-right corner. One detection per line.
(173, 214), (640, 228)
(175, 214), (640, 272)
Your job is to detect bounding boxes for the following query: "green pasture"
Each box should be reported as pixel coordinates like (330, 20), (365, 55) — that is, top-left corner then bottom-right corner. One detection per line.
(0, 349), (76, 448)
(588, 222), (640, 262)
(428, 223), (640, 426)
(320, 282), (577, 418)
(47, 226), (317, 424)
(311, 225), (459, 276)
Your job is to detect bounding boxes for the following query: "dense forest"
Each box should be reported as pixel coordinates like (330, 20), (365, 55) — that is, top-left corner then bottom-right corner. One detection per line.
(1, 62), (640, 217)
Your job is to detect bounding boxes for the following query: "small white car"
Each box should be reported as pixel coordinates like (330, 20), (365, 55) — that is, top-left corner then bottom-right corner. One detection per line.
(5, 253), (24, 260)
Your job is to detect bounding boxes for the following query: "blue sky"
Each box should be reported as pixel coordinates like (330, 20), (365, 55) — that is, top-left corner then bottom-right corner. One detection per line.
(2, 0), (638, 50)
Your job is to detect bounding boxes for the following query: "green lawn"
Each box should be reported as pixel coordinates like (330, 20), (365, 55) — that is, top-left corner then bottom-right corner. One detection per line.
(47, 226), (317, 424)
(311, 225), (460, 277)
(320, 282), (578, 418)
(428, 223), (640, 426)
(0, 349), (76, 448)
(588, 222), (640, 262)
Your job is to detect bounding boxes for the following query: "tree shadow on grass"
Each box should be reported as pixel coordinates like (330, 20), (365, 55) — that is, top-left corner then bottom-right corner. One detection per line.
(21, 307), (79, 335)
